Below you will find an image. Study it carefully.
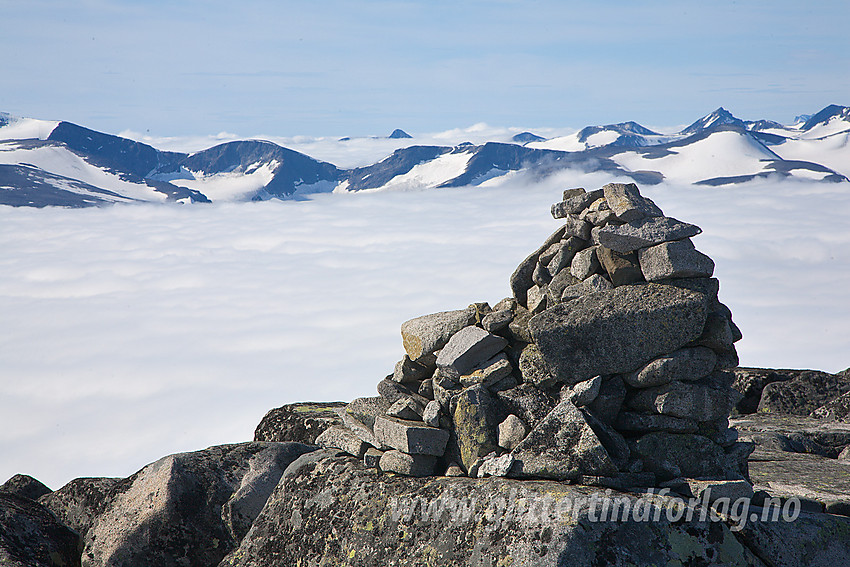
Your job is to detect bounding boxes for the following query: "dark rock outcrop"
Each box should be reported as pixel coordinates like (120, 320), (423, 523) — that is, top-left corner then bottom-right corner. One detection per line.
(0, 474), (52, 501)
(38, 477), (120, 540)
(0, 493), (82, 567)
(757, 370), (850, 416)
(76, 442), (314, 567)
(221, 451), (850, 567)
(254, 402), (345, 444)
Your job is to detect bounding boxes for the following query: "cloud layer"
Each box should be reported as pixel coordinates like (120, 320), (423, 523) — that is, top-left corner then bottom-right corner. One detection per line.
(1, 172), (849, 488)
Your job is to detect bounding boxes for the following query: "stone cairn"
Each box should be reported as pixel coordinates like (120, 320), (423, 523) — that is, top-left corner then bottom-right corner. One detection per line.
(317, 183), (751, 489)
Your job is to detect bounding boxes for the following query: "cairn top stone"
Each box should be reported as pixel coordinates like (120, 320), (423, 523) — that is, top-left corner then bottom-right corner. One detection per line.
(602, 182), (663, 222)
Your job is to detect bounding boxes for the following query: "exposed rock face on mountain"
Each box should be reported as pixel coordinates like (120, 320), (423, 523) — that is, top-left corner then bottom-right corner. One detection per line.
(316, 183), (749, 489)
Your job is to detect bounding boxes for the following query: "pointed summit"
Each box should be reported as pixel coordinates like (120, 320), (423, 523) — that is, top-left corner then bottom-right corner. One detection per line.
(802, 104), (850, 131)
(680, 107), (745, 136)
(388, 129), (413, 139)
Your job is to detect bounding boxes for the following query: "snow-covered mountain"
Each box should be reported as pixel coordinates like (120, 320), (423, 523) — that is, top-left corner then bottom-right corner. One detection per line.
(1, 105), (848, 207)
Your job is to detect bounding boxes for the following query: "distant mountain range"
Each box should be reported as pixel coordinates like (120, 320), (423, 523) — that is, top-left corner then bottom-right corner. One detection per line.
(1, 105), (848, 207)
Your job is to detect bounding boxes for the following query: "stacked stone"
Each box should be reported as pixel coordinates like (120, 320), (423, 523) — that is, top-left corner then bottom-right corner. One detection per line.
(318, 183), (751, 489)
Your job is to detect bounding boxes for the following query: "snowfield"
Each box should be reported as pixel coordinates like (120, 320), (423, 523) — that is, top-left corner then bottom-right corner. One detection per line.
(1, 170), (849, 488)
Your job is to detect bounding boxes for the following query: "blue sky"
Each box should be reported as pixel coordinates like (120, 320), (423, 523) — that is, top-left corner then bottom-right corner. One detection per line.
(1, 0), (848, 137)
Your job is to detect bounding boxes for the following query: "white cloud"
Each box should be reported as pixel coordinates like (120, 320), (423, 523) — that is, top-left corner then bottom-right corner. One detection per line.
(0, 174), (849, 489)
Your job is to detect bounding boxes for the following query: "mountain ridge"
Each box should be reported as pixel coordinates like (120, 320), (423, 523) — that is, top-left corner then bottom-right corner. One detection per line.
(1, 105), (848, 207)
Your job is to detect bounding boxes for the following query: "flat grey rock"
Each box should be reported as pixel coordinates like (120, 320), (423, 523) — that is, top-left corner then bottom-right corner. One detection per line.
(597, 216), (702, 253)
(336, 408), (383, 449)
(475, 453), (514, 478)
(625, 347), (717, 388)
(391, 355), (432, 383)
(378, 450), (436, 477)
(458, 352), (512, 388)
(481, 308), (513, 332)
(529, 283), (709, 384)
(386, 396), (425, 421)
(373, 416), (449, 456)
(221, 452), (850, 567)
(560, 272), (613, 301)
(626, 380), (739, 422)
(436, 325), (508, 375)
(316, 425), (369, 458)
(615, 411), (699, 433)
(639, 238), (715, 281)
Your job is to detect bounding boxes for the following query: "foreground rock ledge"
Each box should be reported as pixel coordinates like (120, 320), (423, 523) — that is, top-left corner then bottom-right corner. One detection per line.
(221, 451), (850, 567)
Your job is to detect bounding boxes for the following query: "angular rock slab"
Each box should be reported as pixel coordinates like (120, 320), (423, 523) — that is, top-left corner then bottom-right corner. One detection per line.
(373, 416), (449, 456)
(509, 399), (617, 480)
(436, 325), (508, 375)
(400, 307), (476, 362)
(597, 216), (702, 253)
(379, 450), (436, 477)
(529, 283), (709, 384)
(638, 238), (715, 281)
(317, 425), (370, 458)
(627, 380), (739, 422)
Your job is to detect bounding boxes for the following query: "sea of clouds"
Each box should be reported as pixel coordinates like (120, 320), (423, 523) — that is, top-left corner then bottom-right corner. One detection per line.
(1, 168), (849, 489)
